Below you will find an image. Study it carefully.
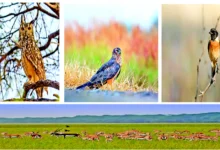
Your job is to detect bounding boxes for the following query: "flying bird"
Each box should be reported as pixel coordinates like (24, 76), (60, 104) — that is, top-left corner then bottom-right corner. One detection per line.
(208, 28), (220, 81)
(76, 47), (122, 90)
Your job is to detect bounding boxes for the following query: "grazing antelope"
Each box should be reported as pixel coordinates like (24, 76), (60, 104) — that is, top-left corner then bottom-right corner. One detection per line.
(117, 134), (129, 140)
(2, 133), (22, 139)
(210, 129), (220, 137)
(103, 133), (114, 142)
(96, 131), (104, 136)
(154, 130), (161, 134)
(24, 131), (34, 136)
(1, 132), (7, 135)
(184, 134), (195, 141)
(82, 131), (99, 141)
(181, 130), (190, 134)
(134, 134), (152, 141)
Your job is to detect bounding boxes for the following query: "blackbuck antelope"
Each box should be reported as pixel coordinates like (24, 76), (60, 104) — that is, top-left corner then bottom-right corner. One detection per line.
(158, 133), (168, 140)
(31, 132), (42, 139)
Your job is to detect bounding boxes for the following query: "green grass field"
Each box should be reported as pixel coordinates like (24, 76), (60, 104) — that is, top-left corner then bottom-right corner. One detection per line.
(0, 124), (220, 149)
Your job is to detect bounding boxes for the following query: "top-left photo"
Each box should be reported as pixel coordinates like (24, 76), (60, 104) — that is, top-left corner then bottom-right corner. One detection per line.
(0, 2), (60, 102)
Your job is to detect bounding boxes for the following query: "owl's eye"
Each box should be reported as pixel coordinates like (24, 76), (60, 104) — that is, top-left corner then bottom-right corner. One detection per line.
(28, 27), (31, 30)
(21, 27), (24, 30)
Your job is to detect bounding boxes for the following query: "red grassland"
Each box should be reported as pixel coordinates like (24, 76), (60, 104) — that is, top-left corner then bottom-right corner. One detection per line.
(65, 21), (158, 65)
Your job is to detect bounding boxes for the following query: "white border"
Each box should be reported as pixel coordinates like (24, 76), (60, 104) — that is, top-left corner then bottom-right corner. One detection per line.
(1, 0), (220, 104)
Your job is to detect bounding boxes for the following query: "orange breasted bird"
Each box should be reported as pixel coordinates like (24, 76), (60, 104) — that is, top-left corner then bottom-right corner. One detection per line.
(76, 47), (122, 90)
(208, 28), (220, 79)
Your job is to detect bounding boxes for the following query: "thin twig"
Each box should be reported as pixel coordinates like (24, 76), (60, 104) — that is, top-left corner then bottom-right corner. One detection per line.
(195, 5), (205, 102)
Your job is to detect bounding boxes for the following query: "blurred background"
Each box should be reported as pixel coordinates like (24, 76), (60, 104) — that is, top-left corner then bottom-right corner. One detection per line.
(64, 3), (158, 92)
(162, 4), (220, 102)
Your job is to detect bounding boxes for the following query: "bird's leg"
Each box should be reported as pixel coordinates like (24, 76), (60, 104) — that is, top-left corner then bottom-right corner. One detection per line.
(110, 84), (113, 91)
(107, 83), (113, 91)
(216, 62), (219, 74)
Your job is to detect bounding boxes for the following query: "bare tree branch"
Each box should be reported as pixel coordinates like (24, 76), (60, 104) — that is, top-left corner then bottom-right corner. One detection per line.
(0, 5), (59, 19)
(0, 6), (36, 19)
(0, 2), (19, 9)
(44, 3), (59, 17)
(36, 4), (59, 19)
(22, 79), (59, 98)
(0, 46), (18, 63)
(40, 30), (59, 51)
(43, 45), (59, 58)
(0, 29), (19, 41)
(195, 5), (206, 102)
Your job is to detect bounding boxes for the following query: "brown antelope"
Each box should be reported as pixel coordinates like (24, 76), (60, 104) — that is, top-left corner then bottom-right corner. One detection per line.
(117, 134), (129, 139)
(134, 134), (152, 141)
(24, 132), (34, 136)
(181, 130), (190, 134)
(1, 132), (7, 135)
(184, 134), (195, 141)
(82, 131), (99, 141)
(96, 131), (104, 136)
(210, 129), (220, 137)
(2, 133), (22, 139)
(154, 130), (161, 134)
(104, 133), (114, 142)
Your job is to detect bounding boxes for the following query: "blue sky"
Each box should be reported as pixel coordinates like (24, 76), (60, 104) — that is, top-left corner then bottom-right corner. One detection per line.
(0, 104), (219, 118)
(64, 4), (158, 31)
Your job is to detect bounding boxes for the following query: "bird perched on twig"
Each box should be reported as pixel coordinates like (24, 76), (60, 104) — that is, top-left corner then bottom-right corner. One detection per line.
(208, 28), (220, 81)
(76, 47), (122, 90)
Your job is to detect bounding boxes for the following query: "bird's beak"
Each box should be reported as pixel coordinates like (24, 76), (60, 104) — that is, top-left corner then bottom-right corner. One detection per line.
(209, 31), (212, 34)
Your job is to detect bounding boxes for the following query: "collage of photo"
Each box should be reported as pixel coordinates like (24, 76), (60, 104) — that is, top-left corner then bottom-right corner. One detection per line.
(0, 1), (220, 149)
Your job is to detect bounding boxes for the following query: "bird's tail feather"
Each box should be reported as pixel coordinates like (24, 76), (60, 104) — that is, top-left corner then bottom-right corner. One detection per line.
(212, 63), (216, 78)
(76, 82), (91, 90)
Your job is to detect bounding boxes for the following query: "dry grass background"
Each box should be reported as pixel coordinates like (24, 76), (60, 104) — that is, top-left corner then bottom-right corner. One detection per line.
(65, 62), (158, 92)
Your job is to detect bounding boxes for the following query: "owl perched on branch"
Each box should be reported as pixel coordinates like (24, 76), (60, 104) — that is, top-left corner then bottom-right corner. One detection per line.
(19, 16), (48, 98)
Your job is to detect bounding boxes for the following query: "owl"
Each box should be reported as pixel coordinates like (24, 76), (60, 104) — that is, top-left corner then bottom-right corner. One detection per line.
(19, 16), (48, 98)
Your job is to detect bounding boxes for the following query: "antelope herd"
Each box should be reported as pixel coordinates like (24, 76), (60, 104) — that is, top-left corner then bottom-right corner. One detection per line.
(1, 129), (220, 142)
(1, 132), (41, 139)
